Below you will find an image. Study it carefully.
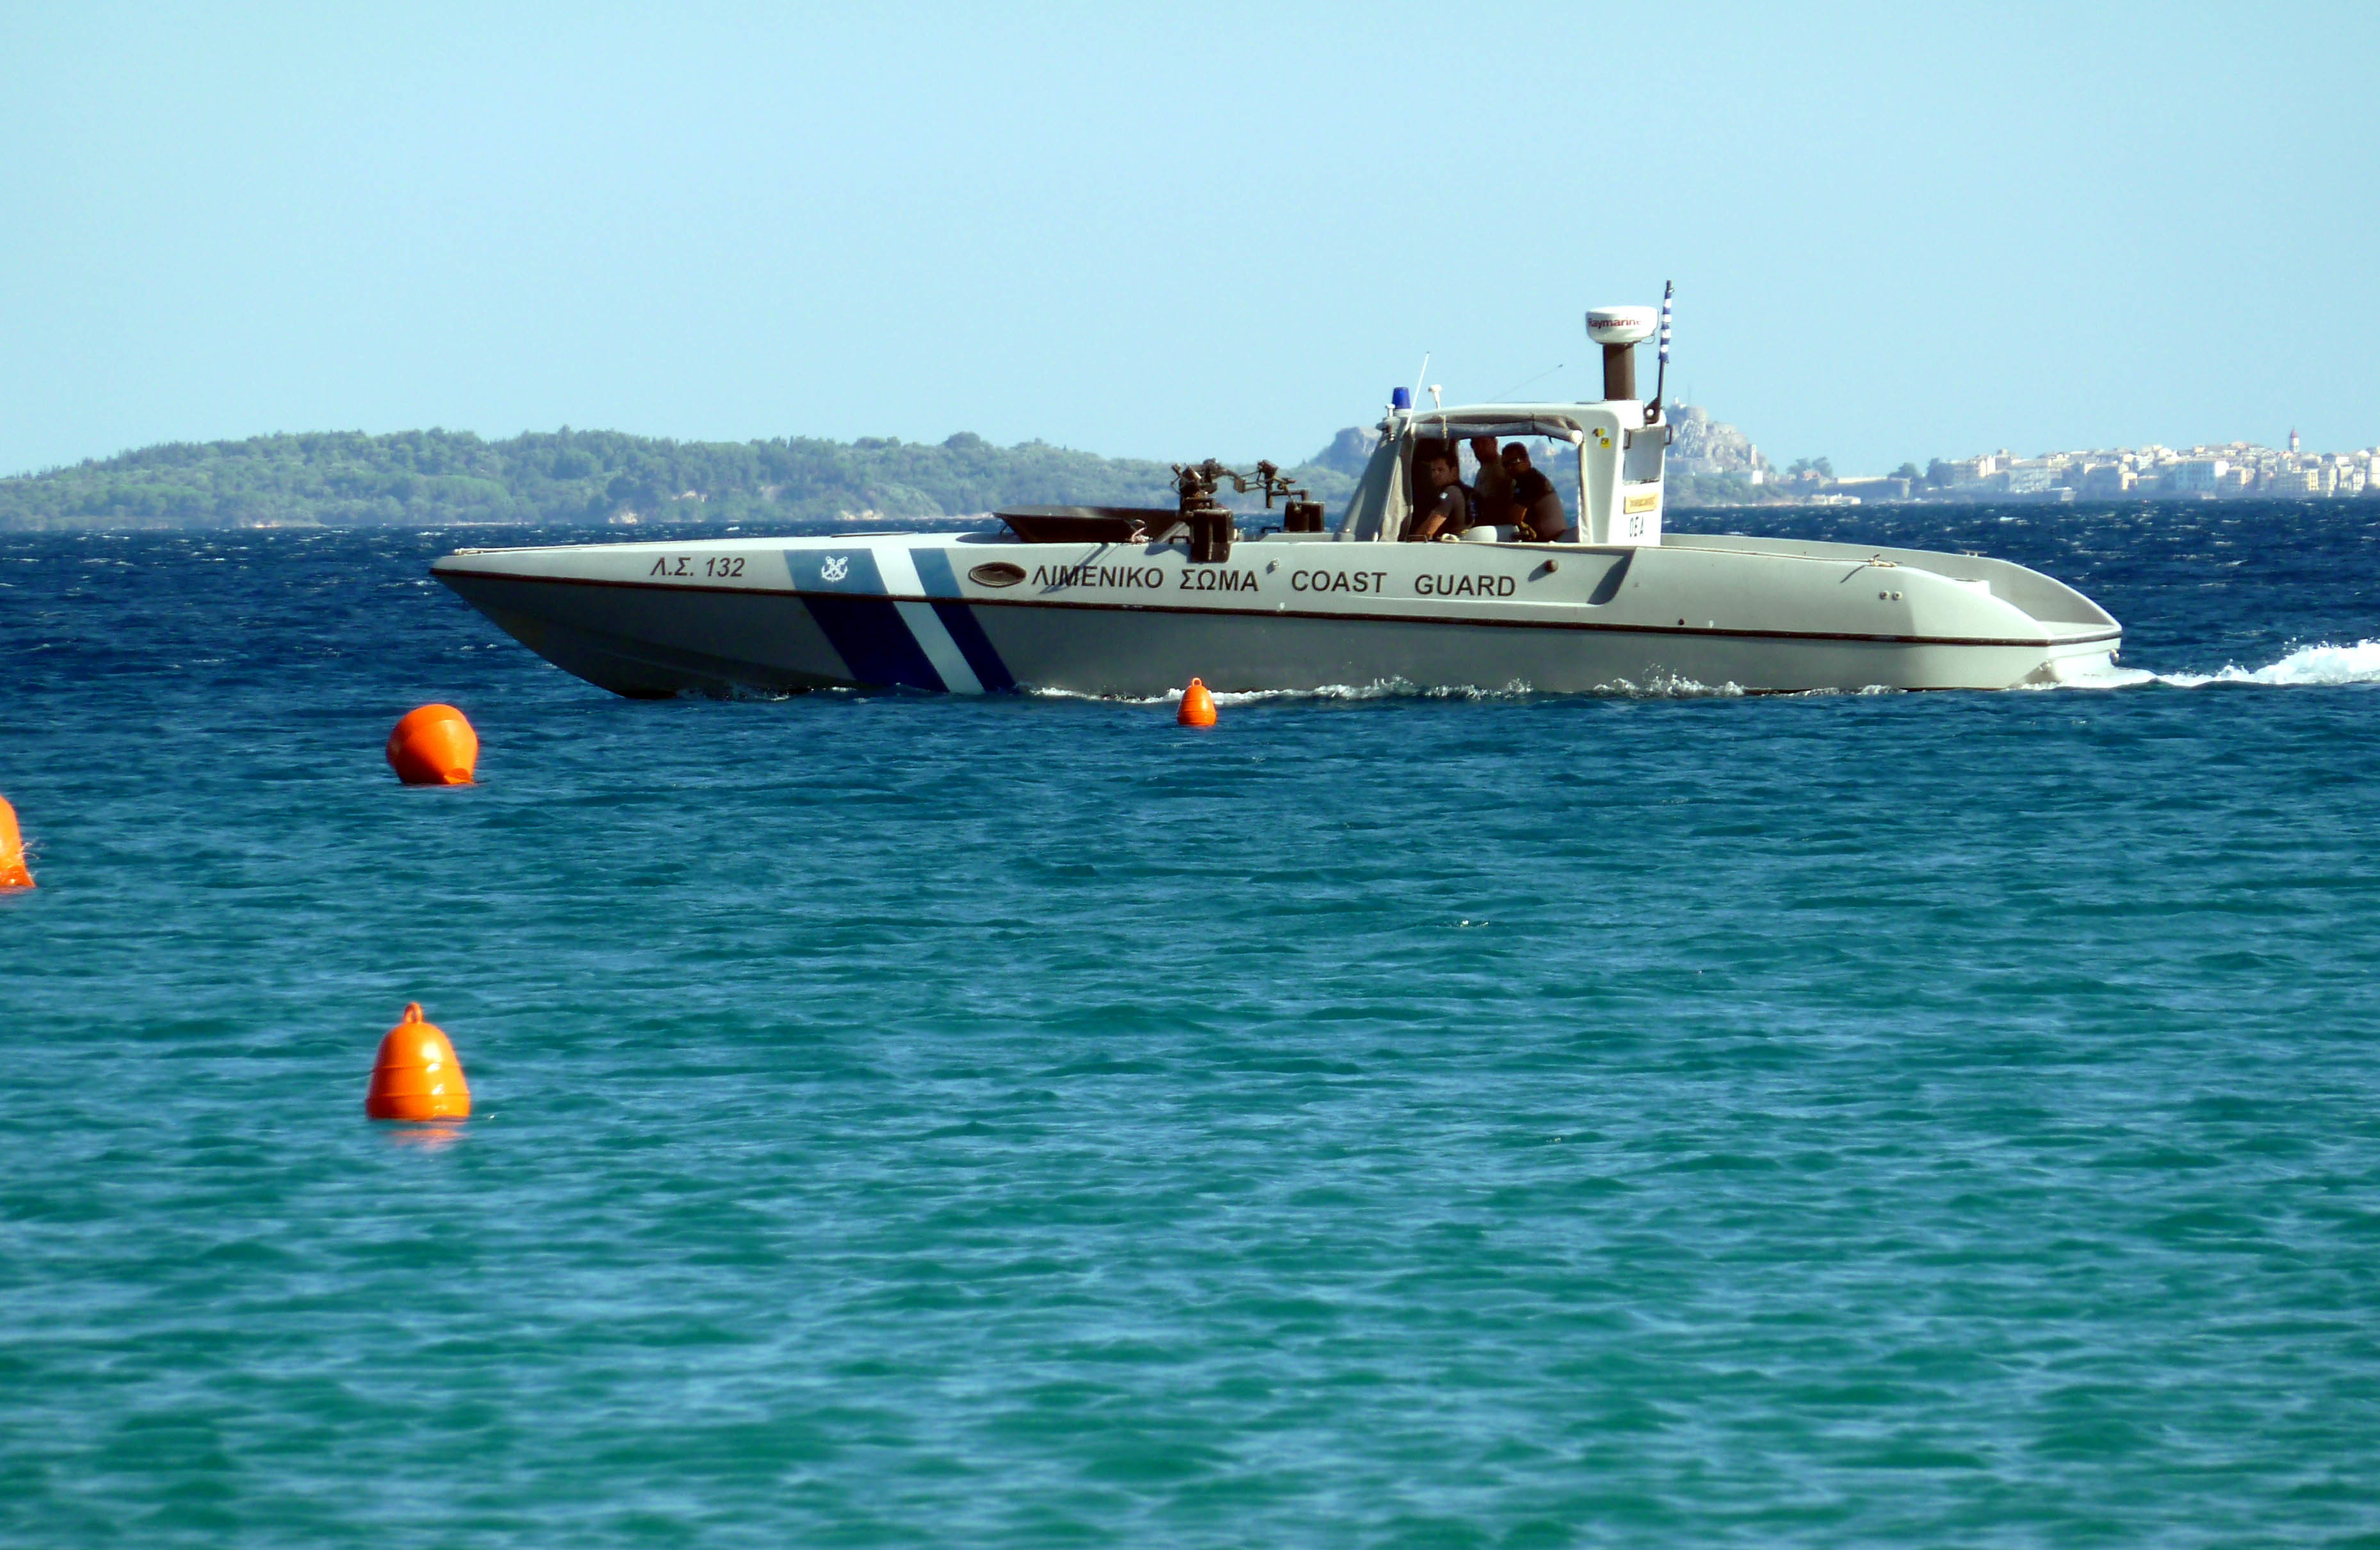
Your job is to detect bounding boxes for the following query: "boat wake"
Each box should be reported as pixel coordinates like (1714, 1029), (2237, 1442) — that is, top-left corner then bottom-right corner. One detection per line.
(1043, 677), (1971, 704)
(2050, 639), (2380, 691)
(693, 640), (2380, 705)
(1032, 680), (1544, 707)
(1039, 676), (1764, 706)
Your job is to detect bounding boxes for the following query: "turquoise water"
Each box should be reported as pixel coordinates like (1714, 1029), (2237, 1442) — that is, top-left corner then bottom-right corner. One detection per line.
(3, 505), (2378, 1546)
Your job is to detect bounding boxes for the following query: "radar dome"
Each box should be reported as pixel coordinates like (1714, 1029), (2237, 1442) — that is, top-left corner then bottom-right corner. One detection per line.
(1585, 306), (1658, 345)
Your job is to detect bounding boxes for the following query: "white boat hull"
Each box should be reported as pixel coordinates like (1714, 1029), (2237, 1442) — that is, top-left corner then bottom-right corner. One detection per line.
(432, 530), (2123, 698)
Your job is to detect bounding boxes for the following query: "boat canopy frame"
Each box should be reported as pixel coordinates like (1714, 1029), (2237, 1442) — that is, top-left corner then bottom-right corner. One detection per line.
(1335, 404), (1595, 544)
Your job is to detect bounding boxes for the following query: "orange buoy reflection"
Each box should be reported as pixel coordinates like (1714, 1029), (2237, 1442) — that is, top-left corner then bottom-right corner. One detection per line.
(386, 705), (478, 786)
(381, 1125), (466, 1150)
(365, 1002), (473, 1122)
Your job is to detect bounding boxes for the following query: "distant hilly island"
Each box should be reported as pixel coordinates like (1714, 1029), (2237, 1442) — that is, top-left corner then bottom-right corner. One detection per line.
(0, 428), (1374, 534)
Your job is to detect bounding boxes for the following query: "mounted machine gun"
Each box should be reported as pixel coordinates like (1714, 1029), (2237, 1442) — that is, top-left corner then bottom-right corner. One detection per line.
(1170, 459), (1326, 562)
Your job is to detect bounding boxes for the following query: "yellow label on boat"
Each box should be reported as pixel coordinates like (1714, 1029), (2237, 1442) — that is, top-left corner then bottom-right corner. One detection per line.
(1624, 490), (1660, 514)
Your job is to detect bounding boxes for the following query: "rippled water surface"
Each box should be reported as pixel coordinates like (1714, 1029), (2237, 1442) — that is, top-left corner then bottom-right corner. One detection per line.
(3, 503), (2377, 1547)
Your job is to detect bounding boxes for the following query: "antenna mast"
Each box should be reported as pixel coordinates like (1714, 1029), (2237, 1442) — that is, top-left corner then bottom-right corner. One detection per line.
(1647, 281), (1674, 422)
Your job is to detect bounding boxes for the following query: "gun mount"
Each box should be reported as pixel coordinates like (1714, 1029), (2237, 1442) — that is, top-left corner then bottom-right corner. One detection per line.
(1170, 459), (1323, 562)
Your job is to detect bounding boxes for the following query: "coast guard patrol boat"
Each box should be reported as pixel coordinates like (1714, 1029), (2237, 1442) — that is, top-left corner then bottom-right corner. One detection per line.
(432, 305), (2122, 697)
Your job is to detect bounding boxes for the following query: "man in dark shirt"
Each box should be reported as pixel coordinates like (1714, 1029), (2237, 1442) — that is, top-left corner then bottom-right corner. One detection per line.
(1499, 444), (1574, 542)
(1405, 452), (1472, 541)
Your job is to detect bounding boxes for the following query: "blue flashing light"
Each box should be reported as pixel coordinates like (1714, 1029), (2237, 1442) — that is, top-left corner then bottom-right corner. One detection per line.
(1390, 386), (1411, 410)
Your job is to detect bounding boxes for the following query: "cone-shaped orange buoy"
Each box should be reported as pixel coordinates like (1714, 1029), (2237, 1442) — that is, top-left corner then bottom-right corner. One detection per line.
(386, 704), (478, 786)
(0, 795), (32, 890)
(1178, 678), (1217, 728)
(365, 1003), (472, 1121)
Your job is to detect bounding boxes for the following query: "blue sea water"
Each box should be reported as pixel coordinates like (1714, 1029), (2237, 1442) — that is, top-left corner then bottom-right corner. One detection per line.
(2, 500), (2377, 1547)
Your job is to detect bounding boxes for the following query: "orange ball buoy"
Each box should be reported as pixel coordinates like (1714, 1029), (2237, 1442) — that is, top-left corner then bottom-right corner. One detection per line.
(365, 1003), (472, 1121)
(0, 795), (31, 889)
(386, 704), (478, 786)
(1177, 677), (1218, 728)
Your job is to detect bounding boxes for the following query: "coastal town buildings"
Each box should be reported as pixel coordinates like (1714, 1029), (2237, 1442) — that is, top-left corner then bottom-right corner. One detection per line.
(1826, 438), (2378, 503)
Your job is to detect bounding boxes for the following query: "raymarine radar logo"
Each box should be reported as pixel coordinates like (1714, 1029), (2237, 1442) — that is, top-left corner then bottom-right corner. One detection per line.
(820, 555), (850, 583)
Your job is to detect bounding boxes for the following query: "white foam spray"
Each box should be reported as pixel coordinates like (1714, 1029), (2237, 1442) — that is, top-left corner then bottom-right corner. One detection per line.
(2051, 639), (2380, 692)
(1013, 641), (2380, 703)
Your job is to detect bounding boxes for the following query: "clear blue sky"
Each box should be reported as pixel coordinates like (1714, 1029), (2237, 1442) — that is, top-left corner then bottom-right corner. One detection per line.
(4, 1), (2374, 477)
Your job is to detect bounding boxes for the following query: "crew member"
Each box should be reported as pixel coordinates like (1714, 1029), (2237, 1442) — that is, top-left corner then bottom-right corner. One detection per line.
(1405, 451), (1471, 541)
(1469, 434), (1512, 523)
(1501, 444), (1574, 542)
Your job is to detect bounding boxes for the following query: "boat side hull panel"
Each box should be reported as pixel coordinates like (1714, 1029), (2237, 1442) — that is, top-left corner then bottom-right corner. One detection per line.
(439, 569), (2108, 698)
(971, 603), (2103, 696)
(441, 573), (852, 696)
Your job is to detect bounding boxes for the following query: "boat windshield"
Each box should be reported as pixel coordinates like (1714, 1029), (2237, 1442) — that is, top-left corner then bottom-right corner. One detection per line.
(1404, 431), (1582, 541)
(1341, 407), (1599, 542)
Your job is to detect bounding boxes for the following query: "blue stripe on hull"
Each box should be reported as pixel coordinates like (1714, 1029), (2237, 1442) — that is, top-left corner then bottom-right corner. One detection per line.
(908, 548), (963, 598)
(931, 601), (1017, 691)
(804, 596), (947, 690)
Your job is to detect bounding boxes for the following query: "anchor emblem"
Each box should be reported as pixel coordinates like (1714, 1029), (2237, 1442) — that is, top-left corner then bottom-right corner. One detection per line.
(820, 555), (850, 582)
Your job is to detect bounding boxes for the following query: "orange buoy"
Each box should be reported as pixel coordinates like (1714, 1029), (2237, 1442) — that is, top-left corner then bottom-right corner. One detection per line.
(365, 1003), (472, 1121)
(386, 704), (478, 786)
(0, 795), (31, 889)
(1177, 677), (1218, 727)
